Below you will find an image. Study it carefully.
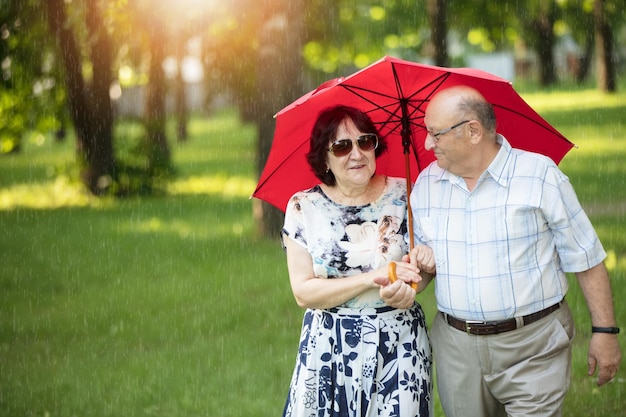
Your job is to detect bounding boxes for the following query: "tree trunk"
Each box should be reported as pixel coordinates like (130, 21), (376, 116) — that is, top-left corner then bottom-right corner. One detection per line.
(144, 25), (171, 175)
(85, 0), (115, 190)
(45, 0), (115, 195)
(594, 0), (616, 92)
(517, 0), (558, 86)
(427, 0), (448, 67)
(576, 27), (595, 83)
(175, 33), (188, 142)
(532, 14), (557, 86)
(253, 0), (306, 239)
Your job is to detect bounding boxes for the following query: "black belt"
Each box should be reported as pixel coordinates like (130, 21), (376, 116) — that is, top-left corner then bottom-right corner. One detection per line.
(442, 300), (563, 336)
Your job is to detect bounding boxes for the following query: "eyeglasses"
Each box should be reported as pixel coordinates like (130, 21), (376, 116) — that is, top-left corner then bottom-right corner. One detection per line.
(328, 134), (379, 156)
(427, 120), (470, 141)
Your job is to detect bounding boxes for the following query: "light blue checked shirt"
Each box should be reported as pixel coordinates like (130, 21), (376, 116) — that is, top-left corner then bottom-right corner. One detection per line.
(411, 135), (606, 321)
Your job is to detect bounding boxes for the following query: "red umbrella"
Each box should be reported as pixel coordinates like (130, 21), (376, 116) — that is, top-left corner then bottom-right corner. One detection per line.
(253, 56), (575, 219)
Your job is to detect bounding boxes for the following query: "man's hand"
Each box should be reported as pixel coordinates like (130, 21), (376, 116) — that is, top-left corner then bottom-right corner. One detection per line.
(407, 245), (436, 275)
(588, 333), (621, 386)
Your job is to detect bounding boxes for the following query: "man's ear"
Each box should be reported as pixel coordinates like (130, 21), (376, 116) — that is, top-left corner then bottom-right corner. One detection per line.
(467, 120), (483, 145)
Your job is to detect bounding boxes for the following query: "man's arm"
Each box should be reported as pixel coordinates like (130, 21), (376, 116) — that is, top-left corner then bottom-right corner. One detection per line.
(575, 262), (622, 386)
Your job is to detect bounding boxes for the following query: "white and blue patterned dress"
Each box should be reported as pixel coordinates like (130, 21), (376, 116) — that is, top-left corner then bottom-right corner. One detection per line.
(281, 177), (432, 417)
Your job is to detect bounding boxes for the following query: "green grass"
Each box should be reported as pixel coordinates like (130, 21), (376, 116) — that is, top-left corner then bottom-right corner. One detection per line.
(1, 95), (625, 416)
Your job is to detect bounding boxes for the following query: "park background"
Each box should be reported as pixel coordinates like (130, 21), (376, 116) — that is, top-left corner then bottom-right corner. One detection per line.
(1, 1), (625, 416)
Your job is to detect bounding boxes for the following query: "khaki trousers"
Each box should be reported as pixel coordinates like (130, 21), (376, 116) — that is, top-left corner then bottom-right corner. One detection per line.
(431, 302), (575, 417)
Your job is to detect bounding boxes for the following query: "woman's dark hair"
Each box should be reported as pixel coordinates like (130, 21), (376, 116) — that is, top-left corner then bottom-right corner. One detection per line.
(306, 105), (387, 185)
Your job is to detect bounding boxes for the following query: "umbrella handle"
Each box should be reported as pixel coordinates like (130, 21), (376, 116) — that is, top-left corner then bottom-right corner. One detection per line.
(388, 261), (418, 290)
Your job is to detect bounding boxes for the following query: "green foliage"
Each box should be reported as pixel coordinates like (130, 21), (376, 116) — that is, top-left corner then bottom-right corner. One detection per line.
(450, 0), (523, 52)
(0, 0), (67, 155)
(0, 90), (24, 153)
(302, 0), (429, 75)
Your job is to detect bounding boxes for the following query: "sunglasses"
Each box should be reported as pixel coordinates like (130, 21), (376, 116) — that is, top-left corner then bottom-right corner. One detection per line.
(328, 134), (379, 157)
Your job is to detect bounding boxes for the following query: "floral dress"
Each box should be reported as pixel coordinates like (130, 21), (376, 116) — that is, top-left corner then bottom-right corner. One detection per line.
(281, 177), (432, 417)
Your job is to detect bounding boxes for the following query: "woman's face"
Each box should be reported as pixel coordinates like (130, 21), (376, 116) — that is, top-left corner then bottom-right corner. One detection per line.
(326, 118), (377, 190)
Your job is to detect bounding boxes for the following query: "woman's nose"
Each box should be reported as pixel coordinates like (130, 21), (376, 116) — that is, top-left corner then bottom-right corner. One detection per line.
(349, 142), (365, 157)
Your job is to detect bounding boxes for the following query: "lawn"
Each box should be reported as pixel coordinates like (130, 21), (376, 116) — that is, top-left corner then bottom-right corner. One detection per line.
(1, 89), (625, 416)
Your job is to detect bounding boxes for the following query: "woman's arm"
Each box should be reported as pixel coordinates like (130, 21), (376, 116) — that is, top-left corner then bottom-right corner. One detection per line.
(284, 236), (388, 309)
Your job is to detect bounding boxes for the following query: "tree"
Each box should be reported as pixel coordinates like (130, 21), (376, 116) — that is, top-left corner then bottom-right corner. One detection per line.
(1, 0), (68, 154)
(427, 0), (448, 67)
(299, 1), (428, 77)
(498, 0), (559, 86)
(594, 0), (616, 92)
(556, 0), (621, 89)
(1, 0), (34, 154)
(446, 1), (516, 53)
(174, 32), (188, 142)
(558, 0), (595, 83)
(143, 12), (171, 177)
(253, 0), (306, 238)
(45, 0), (116, 194)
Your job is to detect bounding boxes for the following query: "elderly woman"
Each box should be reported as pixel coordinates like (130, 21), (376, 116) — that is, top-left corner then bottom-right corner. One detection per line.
(281, 105), (434, 417)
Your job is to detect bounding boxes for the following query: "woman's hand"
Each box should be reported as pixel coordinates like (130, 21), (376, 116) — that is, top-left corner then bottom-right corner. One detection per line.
(374, 245), (437, 308)
(376, 277), (416, 309)
(388, 261), (417, 290)
(375, 258), (421, 308)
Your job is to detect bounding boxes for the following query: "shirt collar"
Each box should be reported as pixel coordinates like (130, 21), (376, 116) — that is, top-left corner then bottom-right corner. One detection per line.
(485, 134), (513, 187)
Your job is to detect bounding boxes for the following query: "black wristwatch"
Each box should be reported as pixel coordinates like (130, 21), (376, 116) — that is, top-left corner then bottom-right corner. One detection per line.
(591, 326), (620, 334)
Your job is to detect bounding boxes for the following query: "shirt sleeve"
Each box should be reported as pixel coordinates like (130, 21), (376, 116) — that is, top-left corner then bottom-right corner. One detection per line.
(543, 165), (606, 272)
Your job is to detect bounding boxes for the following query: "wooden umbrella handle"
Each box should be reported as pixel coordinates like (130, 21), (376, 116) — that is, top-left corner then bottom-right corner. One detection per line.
(388, 261), (418, 290)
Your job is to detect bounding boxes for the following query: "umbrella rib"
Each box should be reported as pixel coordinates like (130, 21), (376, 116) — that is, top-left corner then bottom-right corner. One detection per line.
(343, 70), (455, 133)
(492, 103), (573, 144)
(253, 139), (310, 194)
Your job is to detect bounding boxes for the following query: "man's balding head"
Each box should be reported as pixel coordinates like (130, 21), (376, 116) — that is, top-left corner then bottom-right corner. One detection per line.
(428, 86), (496, 135)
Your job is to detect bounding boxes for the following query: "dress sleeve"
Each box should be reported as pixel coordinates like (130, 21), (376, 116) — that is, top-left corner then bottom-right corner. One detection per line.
(281, 193), (308, 250)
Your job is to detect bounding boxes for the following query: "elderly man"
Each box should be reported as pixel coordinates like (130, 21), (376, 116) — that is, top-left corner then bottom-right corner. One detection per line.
(381, 85), (621, 417)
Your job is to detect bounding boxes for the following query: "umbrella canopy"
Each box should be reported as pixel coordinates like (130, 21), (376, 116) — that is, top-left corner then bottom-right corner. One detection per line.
(253, 55), (575, 213)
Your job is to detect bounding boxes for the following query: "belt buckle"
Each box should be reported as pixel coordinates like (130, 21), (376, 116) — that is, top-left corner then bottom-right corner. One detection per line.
(465, 320), (485, 335)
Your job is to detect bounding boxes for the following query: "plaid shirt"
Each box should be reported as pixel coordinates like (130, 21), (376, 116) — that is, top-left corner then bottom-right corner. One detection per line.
(411, 135), (606, 321)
